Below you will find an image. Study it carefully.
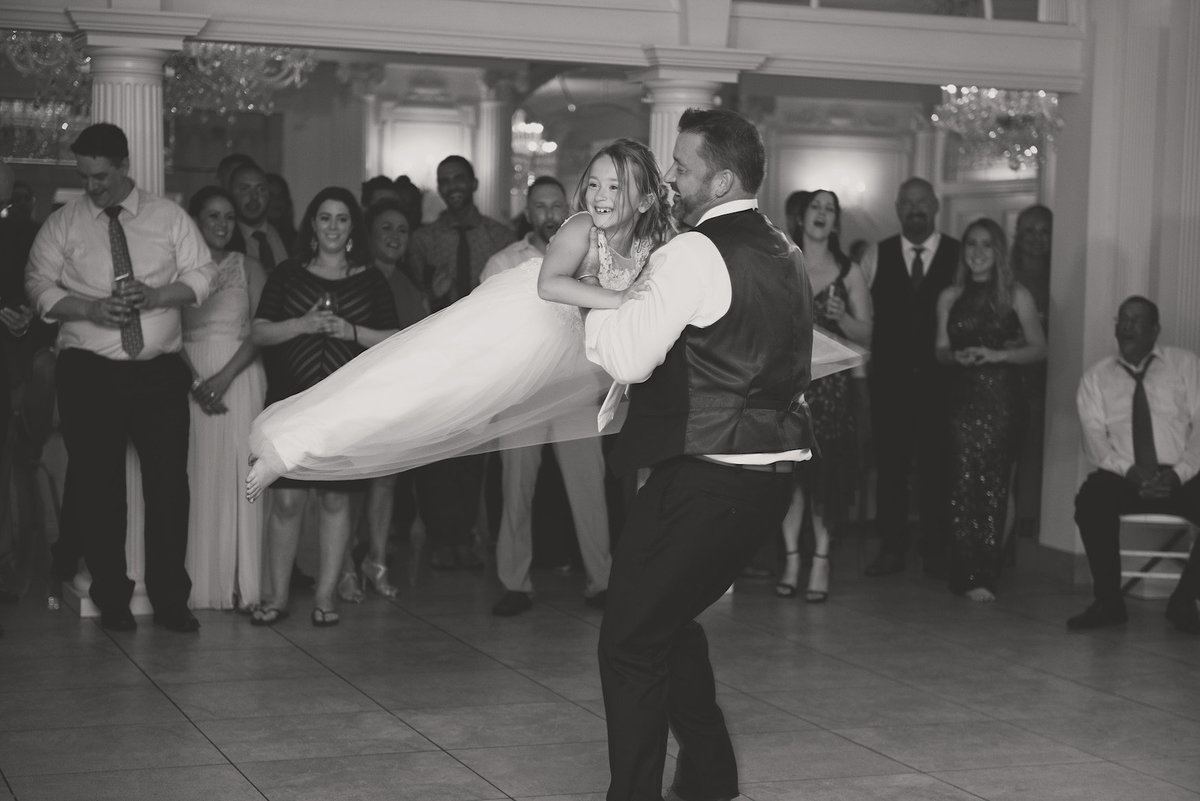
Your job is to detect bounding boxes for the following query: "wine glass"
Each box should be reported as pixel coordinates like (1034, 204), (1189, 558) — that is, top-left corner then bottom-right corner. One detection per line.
(316, 292), (337, 314)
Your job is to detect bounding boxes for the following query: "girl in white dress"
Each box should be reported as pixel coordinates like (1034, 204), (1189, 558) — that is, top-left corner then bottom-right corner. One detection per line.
(245, 139), (672, 497)
(245, 139), (864, 497)
(181, 186), (268, 610)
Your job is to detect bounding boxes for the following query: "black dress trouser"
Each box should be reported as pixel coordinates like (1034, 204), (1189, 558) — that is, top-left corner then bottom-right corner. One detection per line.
(598, 457), (792, 801)
(1074, 469), (1200, 605)
(870, 369), (951, 564)
(54, 348), (192, 615)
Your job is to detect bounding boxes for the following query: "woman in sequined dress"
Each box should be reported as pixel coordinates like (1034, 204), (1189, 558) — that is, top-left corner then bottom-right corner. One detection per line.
(935, 218), (1046, 601)
(776, 190), (872, 602)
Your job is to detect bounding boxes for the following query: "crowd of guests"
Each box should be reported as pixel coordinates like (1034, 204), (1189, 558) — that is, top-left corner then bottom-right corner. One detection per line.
(0, 118), (1197, 638)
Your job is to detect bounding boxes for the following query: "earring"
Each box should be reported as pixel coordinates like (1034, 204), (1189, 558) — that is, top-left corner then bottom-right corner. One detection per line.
(346, 237), (354, 254)
(310, 234), (317, 252)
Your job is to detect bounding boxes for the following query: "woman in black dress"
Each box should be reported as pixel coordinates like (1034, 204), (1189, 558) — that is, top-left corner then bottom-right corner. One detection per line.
(777, 190), (872, 602)
(934, 217), (1045, 601)
(249, 187), (398, 626)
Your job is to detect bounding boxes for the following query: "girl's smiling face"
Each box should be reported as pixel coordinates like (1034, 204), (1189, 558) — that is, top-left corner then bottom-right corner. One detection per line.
(583, 154), (646, 234)
(369, 209), (410, 266)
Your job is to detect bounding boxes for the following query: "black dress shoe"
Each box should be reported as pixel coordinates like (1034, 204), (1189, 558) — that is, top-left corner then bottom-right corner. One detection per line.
(99, 608), (137, 631)
(492, 591), (532, 617)
(1166, 595), (1200, 635)
(864, 552), (905, 577)
(1066, 601), (1127, 630)
(153, 610), (200, 633)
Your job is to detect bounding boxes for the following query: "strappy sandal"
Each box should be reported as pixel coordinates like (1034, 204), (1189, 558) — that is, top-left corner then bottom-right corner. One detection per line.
(311, 607), (340, 627)
(361, 556), (400, 599)
(337, 571), (365, 604)
(775, 549), (801, 598)
(249, 606), (289, 626)
(805, 553), (830, 604)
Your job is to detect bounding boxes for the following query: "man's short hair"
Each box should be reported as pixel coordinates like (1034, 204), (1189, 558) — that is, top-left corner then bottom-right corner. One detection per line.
(677, 108), (766, 194)
(527, 175), (565, 197)
(229, 160), (267, 185)
(70, 123), (129, 162)
(1120, 295), (1160, 327)
(897, 176), (936, 198)
(438, 155), (476, 181)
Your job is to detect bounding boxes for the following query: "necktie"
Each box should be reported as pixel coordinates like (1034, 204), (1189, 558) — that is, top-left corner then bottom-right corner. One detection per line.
(455, 225), (472, 300)
(105, 206), (144, 357)
(252, 230), (275, 271)
(1122, 356), (1159, 470)
(910, 246), (925, 289)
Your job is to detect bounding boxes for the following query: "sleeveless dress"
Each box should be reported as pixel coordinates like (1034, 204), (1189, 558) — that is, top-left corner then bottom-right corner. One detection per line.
(182, 252), (268, 609)
(946, 281), (1026, 593)
(803, 265), (857, 521)
(249, 229), (650, 481)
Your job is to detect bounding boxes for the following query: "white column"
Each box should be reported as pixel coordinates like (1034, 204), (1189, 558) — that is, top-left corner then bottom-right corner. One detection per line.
(88, 47), (169, 195)
(642, 79), (720, 173)
(474, 72), (518, 221)
(1038, 0), (1175, 569)
(1158, 0), (1200, 352)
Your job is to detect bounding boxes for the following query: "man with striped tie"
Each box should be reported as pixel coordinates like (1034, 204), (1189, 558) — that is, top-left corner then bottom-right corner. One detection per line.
(25, 123), (216, 633)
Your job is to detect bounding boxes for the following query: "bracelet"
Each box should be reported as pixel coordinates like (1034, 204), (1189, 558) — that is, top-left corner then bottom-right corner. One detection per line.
(577, 273), (599, 282)
(351, 322), (358, 343)
(190, 377), (202, 391)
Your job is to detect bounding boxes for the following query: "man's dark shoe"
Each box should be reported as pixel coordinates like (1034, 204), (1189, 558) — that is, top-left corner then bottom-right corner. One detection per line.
(99, 608), (137, 631)
(864, 551), (905, 577)
(492, 591), (532, 617)
(584, 590), (607, 609)
(1165, 594), (1200, 635)
(1067, 601), (1127, 630)
(153, 609), (200, 633)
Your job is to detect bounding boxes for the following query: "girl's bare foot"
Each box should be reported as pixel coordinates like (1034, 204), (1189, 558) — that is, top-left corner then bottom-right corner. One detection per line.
(966, 586), (996, 602)
(246, 446), (286, 502)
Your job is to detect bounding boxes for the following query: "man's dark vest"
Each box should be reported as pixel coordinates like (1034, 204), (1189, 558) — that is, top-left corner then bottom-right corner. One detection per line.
(869, 233), (959, 384)
(608, 209), (814, 475)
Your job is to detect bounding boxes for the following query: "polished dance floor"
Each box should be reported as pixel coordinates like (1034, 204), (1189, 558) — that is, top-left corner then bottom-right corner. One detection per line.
(1, 535), (1199, 801)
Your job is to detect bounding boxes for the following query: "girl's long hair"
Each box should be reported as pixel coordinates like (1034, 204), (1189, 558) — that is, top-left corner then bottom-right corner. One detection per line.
(572, 138), (675, 250)
(955, 216), (1014, 312)
(293, 186), (368, 266)
(803, 189), (852, 275)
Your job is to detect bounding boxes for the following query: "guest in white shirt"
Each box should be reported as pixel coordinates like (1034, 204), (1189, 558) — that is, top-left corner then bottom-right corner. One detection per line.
(482, 176), (612, 617)
(1068, 296), (1200, 634)
(26, 123), (215, 633)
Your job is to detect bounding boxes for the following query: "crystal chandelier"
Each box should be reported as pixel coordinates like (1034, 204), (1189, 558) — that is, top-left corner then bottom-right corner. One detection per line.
(166, 43), (318, 117)
(931, 85), (1063, 171)
(1, 31), (316, 119)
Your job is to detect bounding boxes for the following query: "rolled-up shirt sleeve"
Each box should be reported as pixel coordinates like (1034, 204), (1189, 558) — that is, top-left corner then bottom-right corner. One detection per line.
(584, 231), (731, 384)
(171, 212), (215, 306)
(25, 210), (72, 319)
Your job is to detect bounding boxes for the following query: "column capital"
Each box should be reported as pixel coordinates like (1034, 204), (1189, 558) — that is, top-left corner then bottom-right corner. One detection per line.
(639, 45), (766, 86)
(67, 7), (207, 53)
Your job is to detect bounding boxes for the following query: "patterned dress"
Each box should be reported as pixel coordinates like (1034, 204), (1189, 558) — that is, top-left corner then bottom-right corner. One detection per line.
(254, 259), (399, 488)
(802, 265), (857, 522)
(946, 281), (1026, 593)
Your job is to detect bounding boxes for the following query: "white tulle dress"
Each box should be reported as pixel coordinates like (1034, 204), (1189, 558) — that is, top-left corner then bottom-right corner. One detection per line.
(249, 229), (864, 482)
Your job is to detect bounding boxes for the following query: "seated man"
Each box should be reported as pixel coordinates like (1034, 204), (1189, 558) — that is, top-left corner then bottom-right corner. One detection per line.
(1069, 295), (1200, 634)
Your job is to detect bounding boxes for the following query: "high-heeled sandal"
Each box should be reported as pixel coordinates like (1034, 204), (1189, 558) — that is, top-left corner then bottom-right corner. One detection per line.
(337, 571), (365, 604)
(775, 549), (801, 598)
(805, 553), (830, 604)
(361, 556), (399, 599)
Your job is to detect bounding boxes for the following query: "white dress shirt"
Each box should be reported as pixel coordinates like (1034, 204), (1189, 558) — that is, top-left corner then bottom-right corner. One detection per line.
(1076, 344), (1200, 483)
(480, 233), (544, 282)
(858, 230), (943, 289)
(585, 198), (810, 464)
(26, 187), (214, 360)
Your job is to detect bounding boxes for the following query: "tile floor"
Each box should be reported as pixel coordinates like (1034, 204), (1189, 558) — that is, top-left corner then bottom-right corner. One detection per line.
(1, 537), (1198, 801)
